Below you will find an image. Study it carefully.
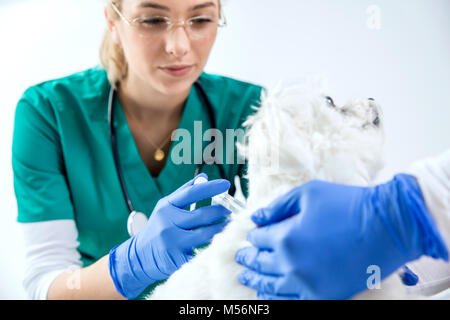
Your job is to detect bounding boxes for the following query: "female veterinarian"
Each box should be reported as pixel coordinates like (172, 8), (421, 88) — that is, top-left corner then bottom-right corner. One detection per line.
(12, 0), (263, 300)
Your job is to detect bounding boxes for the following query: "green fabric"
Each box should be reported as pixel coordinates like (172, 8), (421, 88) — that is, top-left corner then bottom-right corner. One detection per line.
(12, 66), (264, 295)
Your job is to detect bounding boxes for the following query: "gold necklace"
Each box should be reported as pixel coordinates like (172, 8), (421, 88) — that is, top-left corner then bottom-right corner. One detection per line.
(151, 133), (173, 162)
(131, 120), (174, 162)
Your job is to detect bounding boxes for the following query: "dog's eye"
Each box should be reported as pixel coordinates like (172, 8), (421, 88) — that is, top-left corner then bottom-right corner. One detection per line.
(325, 96), (336, 107)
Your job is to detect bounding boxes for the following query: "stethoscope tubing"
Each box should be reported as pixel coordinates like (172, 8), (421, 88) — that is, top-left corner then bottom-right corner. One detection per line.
(108, 79), (226, 217)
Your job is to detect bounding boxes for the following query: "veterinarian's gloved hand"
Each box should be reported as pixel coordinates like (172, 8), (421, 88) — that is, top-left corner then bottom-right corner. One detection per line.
(109, 173), (231, 299)
(235, 174), (448, 300)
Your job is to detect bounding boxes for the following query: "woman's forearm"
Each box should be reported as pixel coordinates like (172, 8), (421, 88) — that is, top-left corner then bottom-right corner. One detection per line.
(47, 255), (126, 300)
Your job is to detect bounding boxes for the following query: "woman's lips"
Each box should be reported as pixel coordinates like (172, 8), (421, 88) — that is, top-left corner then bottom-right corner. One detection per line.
(160, 65), (194, 77)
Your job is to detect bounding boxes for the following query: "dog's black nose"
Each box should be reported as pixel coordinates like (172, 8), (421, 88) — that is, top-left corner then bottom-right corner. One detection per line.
(373, 114), (380, 127)
(368, 98), (375, 101)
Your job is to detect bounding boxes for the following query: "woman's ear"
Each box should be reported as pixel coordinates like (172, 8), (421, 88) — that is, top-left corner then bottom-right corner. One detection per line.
(104, 7), (120, 45)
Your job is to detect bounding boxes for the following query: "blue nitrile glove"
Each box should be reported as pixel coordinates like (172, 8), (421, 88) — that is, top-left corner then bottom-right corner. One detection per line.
(399, 265), (419, 286)
(235, 174), (448, 300)
(109, 173), (231, 299)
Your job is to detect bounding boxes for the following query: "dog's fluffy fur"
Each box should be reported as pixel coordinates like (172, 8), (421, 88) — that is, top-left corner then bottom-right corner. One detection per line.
(147, 81), (415, 300)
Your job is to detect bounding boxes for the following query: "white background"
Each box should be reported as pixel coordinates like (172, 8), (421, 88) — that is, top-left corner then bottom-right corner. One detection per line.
(0, 0), (449, 299)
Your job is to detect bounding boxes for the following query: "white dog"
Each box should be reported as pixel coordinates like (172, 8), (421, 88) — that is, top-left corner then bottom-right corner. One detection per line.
(147, 81), (415, 300)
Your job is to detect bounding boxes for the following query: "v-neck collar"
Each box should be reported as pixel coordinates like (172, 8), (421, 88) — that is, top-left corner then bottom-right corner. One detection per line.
(112, 82), (203, 215)
(154, 83), (203, 194)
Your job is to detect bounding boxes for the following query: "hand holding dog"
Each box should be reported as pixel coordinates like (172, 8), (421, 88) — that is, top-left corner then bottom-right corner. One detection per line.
(235, 175), (448, 299)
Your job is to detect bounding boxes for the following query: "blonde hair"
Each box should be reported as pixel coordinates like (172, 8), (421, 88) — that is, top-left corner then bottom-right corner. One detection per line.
(100, 1), (126, 88)
(99, 0), (223, 88)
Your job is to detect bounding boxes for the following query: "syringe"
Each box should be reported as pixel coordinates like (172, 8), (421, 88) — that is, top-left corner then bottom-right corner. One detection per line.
(189, 176), (247, 213)
(211, 192), (246, 214)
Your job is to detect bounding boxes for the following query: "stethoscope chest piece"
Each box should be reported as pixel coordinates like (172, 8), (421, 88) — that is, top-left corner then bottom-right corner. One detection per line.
(127, 211), (149, 237)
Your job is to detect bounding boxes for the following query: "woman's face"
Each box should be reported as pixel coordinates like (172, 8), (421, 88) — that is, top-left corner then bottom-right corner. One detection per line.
(110, 0), (221, 95)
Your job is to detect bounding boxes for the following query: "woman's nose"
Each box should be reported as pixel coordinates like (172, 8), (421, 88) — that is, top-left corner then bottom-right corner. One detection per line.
(165, 26), (191, 57)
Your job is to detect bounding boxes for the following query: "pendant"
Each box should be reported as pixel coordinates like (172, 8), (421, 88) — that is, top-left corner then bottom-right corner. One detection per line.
(154, 149), (165, 161)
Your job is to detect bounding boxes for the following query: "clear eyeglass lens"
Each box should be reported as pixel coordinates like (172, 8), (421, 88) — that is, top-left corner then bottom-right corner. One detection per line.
(134, 15), (220, 39)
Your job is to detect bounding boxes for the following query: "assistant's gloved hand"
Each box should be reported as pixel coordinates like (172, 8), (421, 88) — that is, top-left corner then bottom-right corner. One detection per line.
(399, 265), (419, 286)
(235, 174), (448, 300)
(109, 173), (231, 299)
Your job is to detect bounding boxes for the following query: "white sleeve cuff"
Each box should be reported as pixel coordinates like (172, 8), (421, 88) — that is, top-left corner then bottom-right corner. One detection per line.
(406, 150), (450, 248)
(20, 220), (83, 300)
(404, 150), (450, 296)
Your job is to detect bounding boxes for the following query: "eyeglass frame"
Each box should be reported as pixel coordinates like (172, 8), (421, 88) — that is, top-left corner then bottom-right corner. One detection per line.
(110, 2), (227, 38)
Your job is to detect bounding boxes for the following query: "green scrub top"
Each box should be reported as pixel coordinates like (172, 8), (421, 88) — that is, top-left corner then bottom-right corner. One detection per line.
(12, 66), (264, 270)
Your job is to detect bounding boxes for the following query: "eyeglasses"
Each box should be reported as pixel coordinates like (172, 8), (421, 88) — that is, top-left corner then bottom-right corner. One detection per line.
(111, 2), (227, 40)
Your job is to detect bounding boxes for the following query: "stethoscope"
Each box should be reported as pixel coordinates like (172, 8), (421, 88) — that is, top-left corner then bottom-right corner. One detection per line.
(108, 79), (227, 237)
